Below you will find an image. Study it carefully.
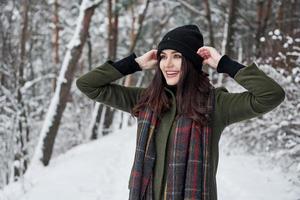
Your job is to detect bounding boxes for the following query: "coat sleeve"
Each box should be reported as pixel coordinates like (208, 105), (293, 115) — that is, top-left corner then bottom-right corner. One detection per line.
(216, 63), (286, 127)
(76, 61), (144, 114)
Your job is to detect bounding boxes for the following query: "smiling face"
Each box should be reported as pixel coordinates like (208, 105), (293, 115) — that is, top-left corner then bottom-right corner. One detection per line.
(159, 49), (182, 86)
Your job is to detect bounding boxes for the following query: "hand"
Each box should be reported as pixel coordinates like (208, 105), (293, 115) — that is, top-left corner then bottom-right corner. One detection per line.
(197, 46), (222, 69)
(135, 49), (158, 70)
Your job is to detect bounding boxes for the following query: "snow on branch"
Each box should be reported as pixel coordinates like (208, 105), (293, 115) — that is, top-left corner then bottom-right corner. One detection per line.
(176, 0), (203, 15)
(67, 0), (103, 49)
(20, 74), (56, 94)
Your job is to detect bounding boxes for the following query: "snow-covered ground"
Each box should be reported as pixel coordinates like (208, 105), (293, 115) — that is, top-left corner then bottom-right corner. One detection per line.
(0, 126), (299, 200)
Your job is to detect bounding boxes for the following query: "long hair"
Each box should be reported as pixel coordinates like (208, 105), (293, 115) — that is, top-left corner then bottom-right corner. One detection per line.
(132, 56), (213, 125)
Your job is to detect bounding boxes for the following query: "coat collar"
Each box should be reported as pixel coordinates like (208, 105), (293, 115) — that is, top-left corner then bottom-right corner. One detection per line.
(164, 85), (177, 96)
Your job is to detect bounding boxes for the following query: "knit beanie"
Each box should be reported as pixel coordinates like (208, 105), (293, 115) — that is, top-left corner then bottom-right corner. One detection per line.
(157, 24), (204, 71)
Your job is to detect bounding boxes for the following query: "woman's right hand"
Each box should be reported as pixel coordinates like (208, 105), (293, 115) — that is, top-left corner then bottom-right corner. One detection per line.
(135, 49), (158, 70)
(197, 46), (222, 69)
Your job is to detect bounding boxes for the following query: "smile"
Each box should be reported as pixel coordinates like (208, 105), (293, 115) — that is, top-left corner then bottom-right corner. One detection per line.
(166, 71), (179, 78)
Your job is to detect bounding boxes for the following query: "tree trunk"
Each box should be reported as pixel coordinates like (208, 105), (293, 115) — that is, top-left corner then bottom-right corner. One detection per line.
(224, 0), (239, 58)
(107, 0), (118, 61)
(203, 0), (215, 47)
(87, 32), (92, 71)
(90, 103), (103, 140)
(255, 0), (272, 57)
(118, 0), (150, 129)
(218, 0), (239, 86)
(89, 0), (120, 139)
(29, 0), (100, 167)
(14, 0), (30, 180)
(129, 0), (150, 53)
(51, 0), (60, 92)
(203, 0), (215, 75)
(101, 0), (119, 135)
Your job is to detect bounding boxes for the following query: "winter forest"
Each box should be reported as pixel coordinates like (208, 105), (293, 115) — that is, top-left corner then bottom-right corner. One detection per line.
(0, 0), (300, 199)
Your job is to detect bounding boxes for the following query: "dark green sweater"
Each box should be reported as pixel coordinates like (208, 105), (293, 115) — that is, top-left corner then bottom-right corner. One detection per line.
(76, 55), (285, 200)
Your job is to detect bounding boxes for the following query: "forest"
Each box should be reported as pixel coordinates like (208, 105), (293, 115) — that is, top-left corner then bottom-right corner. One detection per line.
(0, 0), (299, 198)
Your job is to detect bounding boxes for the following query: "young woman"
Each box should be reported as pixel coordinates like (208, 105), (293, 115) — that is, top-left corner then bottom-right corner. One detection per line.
(76, 25), (285, 200)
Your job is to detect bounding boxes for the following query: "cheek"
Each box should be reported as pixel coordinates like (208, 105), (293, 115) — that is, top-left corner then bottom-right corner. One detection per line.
(159, 63), (165, 74)
(177, 60), (182, 70)
(159, 61), (164, 70)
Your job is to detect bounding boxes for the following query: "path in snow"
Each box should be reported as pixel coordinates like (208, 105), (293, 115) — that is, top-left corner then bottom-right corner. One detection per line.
(1, 126), (299, 200)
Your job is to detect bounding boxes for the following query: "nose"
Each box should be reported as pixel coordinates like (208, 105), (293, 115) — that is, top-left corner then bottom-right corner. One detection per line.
(165, 57), (173, 68)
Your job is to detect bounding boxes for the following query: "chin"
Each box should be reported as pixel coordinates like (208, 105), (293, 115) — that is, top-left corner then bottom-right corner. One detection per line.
(166, 81), (178, 85)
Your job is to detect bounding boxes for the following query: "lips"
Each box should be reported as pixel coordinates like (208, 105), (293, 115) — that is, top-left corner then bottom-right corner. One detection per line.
(166, 71), (179, 78)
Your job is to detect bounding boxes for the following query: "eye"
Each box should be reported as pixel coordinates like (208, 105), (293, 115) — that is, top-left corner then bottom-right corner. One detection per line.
(160, 54), (166, 59)
(174, 54), (182, 58)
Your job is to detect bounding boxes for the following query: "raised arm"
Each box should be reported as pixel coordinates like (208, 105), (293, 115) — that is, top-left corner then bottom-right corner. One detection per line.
(198, 46), (285, 126)
(76, 53), (144, 113)
(216, 56), (285, 126)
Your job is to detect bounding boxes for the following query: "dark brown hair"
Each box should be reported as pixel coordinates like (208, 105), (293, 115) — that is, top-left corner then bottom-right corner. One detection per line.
(132, 56), (213, 125)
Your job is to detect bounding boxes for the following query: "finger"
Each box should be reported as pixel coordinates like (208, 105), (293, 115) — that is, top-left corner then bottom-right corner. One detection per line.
(148, 60), (158, 69)
(199, 53), (206, 59)
(198, 53), (206, 59)
(197, 48), (203, 54)
(204, 51), (211, 57)
(199, 49), (209, 56)
(152, 49), (158, 59)
(197, 48), (205, 54)
(198, 52), (209, 59)
(197, 49), (206, 55)
(198, 46), (210, 52)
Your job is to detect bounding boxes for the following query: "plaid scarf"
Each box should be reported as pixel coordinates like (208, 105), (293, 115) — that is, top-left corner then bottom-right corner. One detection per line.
(128, 88), (215, 200)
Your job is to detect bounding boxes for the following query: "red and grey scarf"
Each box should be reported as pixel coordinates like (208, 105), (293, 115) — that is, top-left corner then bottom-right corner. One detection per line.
(128, 88), (215, 200)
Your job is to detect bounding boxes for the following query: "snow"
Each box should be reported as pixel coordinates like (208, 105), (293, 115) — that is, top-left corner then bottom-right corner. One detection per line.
(20, 74), (56, 94)
(28, 0), (95, 170)
(28, 49), (72, 169)
(1, 126), (299, 200)
(67, 0), (103, 49)
(86, 102), (100, 140)
(284, 43), (289, 48)
(268, 31), (273, 36)
(218, 152), (300, 200)
(67, 0), (87, 49)
(287, 36), (293, 44)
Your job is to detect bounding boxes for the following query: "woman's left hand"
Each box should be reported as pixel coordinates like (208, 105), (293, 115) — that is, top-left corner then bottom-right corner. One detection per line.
(197, 46), (222, 69)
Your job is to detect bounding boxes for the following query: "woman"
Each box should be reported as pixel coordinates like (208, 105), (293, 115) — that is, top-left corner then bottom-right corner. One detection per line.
(76, 25), (285, 200)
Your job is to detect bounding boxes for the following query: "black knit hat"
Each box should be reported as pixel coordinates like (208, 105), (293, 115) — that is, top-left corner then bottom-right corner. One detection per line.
(157, 24), (204, 71)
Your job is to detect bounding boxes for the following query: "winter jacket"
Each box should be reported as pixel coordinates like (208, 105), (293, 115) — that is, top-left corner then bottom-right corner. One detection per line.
(76, 54), (285, 200)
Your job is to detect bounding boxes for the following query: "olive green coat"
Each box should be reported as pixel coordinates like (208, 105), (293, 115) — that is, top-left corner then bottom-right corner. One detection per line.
(76, 62), (285, 200)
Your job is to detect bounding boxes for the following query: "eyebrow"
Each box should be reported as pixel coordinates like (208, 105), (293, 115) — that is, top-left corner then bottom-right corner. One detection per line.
(160, 51), (180, 54)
